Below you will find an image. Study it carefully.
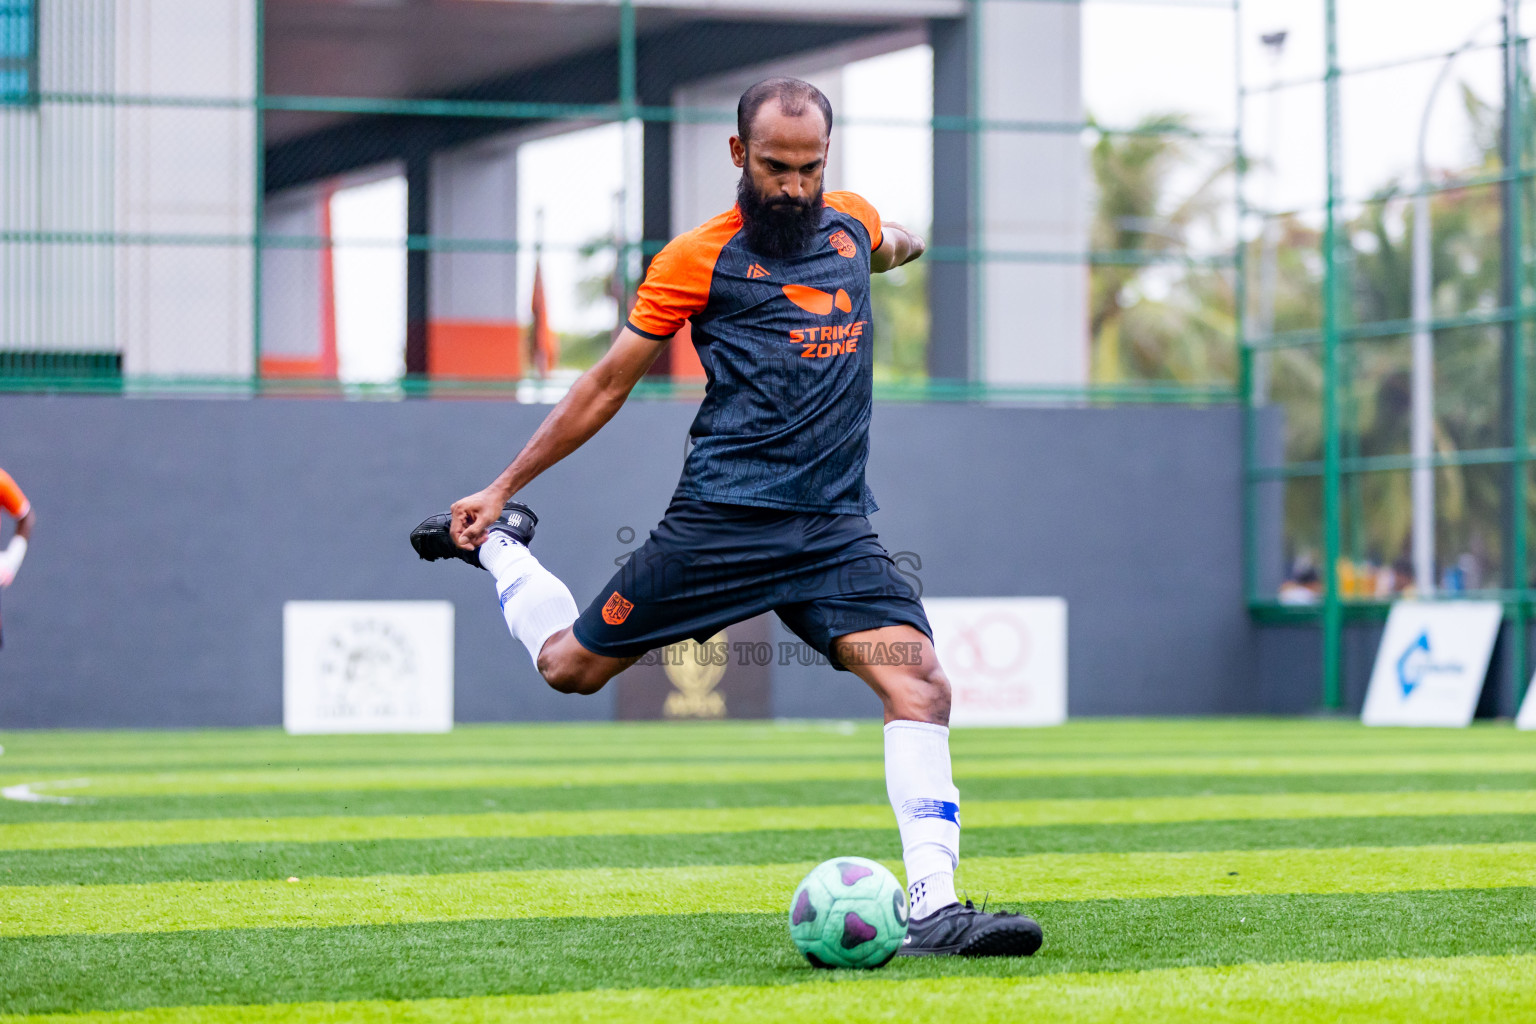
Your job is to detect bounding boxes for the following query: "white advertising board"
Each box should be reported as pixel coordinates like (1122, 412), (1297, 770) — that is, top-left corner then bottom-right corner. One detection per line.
(283, 601), (454, 734)
(1517, 676), (1536, 730)
(1361, 601), (1502, 728)
(923, 597), (1067, 727)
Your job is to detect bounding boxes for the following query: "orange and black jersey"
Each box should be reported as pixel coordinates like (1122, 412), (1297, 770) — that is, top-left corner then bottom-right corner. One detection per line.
(627, 191), (884, 515)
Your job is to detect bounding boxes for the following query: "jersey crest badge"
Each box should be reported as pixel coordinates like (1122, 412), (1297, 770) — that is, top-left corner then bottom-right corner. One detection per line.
(828, 230), (857, 258)
(747, 263), (771, 279)
(602, 591), (635, 625)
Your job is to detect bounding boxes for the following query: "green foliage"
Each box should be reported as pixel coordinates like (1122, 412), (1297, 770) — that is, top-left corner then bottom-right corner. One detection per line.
(871, 258), (930, 382)
(1088, 114), (1236, 385)
(1258, 82), (1531, 582)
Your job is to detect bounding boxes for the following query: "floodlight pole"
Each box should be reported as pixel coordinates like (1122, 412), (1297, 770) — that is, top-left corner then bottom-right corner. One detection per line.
(1502, 0), (1529, 706)
(1321, 0), (1343, 710)
(1412, 19), (1500, 597)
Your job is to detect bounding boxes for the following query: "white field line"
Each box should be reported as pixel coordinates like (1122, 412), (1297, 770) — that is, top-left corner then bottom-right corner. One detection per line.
(1, 778), (92, 804)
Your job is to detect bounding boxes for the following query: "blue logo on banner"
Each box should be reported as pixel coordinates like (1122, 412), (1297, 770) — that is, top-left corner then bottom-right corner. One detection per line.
(902, 799), (960, 825)
(1395, 629), (1463, 699)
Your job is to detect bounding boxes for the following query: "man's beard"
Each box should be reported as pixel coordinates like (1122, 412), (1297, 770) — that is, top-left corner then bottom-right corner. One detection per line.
(737, 170), (822, 259)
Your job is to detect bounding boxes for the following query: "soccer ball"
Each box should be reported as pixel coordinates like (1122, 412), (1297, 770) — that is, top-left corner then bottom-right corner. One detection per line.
(788, 856), (909, 968)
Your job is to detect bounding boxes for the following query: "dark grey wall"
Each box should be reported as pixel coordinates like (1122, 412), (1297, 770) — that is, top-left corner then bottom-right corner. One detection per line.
(0, 395), (1254, 727)
(1256, 620), (1533, 718)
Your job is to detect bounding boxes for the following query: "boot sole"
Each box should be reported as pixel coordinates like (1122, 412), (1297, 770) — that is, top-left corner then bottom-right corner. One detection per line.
(896, 918), (1043, 958)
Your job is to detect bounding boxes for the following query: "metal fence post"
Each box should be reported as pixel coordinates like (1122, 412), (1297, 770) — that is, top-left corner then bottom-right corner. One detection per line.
(1321, 0), (1344, 709)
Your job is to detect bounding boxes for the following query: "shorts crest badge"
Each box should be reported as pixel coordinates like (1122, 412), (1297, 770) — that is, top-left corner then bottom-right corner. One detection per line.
(828, 230), (857, 258)
(602, 591), (635, 625)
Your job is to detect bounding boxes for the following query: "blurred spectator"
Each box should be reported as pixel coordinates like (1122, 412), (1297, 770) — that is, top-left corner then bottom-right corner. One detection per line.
(1278, 555), (1321, 605)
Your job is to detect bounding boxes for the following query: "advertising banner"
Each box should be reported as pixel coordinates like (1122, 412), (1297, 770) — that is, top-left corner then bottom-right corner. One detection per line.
(1361, 601), (1502, 728)
(283, 601), (454, 734)
(923, 597), (1068, 727)
(1517, 676), (1536, 730)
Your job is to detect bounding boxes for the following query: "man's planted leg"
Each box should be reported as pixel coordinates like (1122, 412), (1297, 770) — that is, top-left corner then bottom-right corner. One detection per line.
(838, 625), (1042, 958)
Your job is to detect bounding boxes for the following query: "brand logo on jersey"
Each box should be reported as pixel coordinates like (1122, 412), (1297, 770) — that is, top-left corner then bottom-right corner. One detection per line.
(781, 284), (863, 359)
(782, 283), (852, 315)
(829, 230), (857, 258)
(746, 263), (771, 279)
(790, 320), (866, 358)
(602, 591), (635, 625)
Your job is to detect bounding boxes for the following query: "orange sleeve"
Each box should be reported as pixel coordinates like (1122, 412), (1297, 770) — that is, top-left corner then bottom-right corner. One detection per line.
(627, 209), (741, 340)
(824, 191), (883, 251)
(0, 469), (28, 520)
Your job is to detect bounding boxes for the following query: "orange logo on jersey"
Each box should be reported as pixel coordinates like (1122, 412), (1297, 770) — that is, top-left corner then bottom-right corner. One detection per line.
(782, 282), (863, 359)
(746, 263), (771, 279)
(602, 591), (635, 625)
(782, 284), (853, 315)
(790, 320), (866, 359)
(829, 230), (857, 258)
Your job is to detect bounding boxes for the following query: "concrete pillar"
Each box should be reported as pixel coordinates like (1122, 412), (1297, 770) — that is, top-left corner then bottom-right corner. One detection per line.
(927, 16), (973, 381)
(403, 152), (431, 377)
(975, 0), (1087, 386)
(115, 0), (256, 378)
(258, 188), (327, 375)
(427, 136), (522, 379)
(430, 138), (519, 322)
(641, 118), (674, 375)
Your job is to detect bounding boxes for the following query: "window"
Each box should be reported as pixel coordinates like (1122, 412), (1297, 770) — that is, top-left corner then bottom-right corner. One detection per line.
(0, 0), (35, 105)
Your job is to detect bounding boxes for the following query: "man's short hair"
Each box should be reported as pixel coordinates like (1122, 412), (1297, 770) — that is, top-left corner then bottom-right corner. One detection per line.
(737, 77), (833, 143)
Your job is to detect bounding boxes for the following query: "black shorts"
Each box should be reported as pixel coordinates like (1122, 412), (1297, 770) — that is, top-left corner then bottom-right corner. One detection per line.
(571, 498), (930, 670)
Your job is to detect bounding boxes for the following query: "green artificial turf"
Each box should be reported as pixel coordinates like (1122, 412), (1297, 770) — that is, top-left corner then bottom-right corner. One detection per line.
(3, 813), (1533, 887)
(1, 719), (1534, 1022)
(2, 889), (1532, 1016)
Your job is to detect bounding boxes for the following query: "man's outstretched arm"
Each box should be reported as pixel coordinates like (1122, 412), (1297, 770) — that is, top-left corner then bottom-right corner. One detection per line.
(0, 508), (30, 587)
(450, 327), (668, 548)
(871, 221), (926, 273)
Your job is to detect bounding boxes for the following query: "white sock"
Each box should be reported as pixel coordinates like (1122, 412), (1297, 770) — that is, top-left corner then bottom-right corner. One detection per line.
(884, 720), (961, 920)
(478, 532), (578, 665)
(908, 871), (958, 920)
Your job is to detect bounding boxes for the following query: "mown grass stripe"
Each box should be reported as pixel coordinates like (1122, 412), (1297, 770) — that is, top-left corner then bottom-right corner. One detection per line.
(4, 889), (1532, 1016)
(6, 814), (1532, 887)
(6, 772), (1536, 825)
(8, 718), (1531, 755)
(10, 752), (1536, 798)
(1, 955), (1528, 1023)
(2, 789), (1529, 852)
(3, 844), (1532, 937)
(8, 725), (1536, 772)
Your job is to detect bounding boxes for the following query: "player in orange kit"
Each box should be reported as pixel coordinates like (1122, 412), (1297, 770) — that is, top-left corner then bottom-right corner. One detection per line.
(0, 467), (33, 647)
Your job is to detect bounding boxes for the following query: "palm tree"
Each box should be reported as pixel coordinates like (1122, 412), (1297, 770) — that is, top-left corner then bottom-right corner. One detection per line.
(1088, 114), (1235, 384)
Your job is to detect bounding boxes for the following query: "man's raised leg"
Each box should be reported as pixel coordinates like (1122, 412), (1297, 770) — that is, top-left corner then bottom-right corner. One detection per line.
(411, 502), (631, 695)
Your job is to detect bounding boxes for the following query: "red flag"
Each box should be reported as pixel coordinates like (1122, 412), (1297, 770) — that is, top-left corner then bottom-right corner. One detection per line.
(527, 260), (557, 378)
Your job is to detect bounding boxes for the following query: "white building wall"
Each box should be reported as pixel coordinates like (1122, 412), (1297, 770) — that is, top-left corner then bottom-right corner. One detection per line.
(259, 190), (324, 361)
(1, 0), (256, 373)
(977, 0), (1088, 386)
(431, 137), (519, 321)
(114, 0), (255, 378)
(0, 0), (117, 354)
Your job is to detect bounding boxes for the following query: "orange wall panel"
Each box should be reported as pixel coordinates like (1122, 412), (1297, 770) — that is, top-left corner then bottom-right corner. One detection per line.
(428, 321), (523, 380)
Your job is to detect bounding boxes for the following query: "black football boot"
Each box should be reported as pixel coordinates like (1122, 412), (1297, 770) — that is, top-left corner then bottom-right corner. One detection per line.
(409, 501), (538, 569)
(898, 899), (1043, 957)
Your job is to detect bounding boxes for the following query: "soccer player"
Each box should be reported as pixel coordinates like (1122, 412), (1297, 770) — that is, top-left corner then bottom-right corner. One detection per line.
(413, 77), (1042, 957)
(0, 466), (33, 647)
